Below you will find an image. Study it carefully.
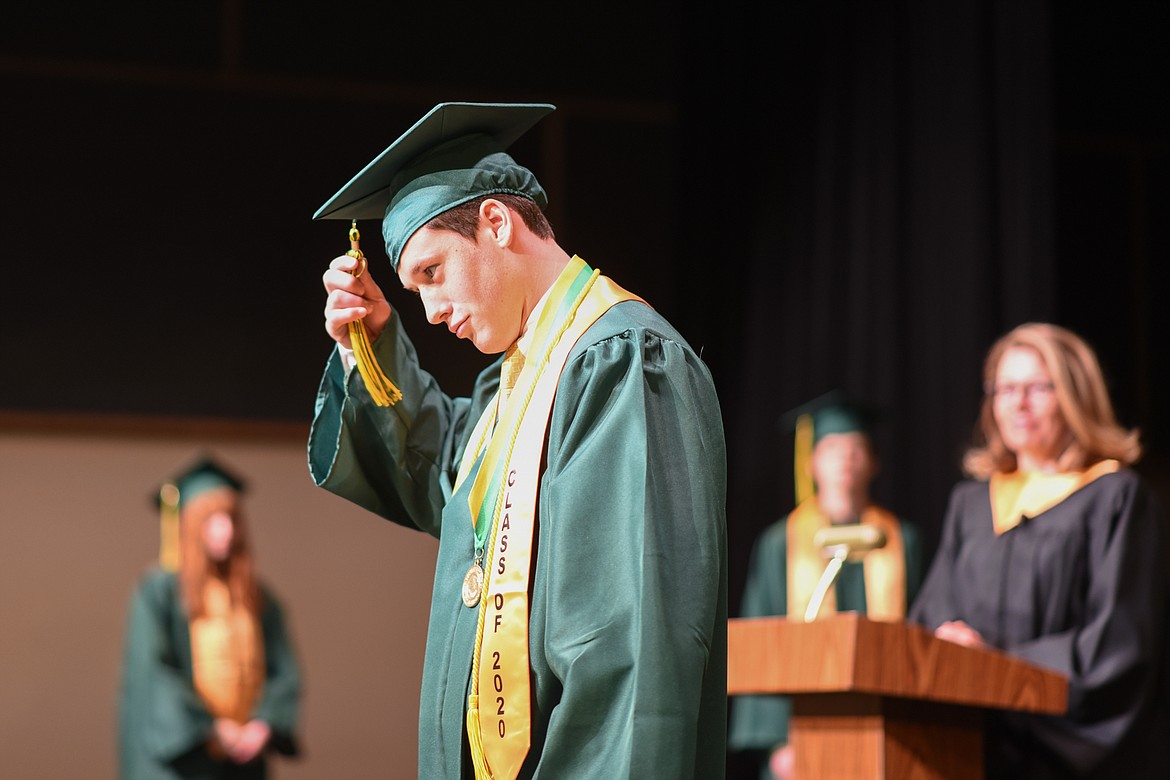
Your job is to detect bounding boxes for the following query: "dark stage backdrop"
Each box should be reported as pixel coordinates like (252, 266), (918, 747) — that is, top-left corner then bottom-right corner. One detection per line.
(687, 0), (1169, 579)
(1, 1), (1166, 774)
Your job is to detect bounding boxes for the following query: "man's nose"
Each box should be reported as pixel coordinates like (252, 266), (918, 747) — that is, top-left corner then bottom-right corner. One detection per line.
(422, 291), (450, 325)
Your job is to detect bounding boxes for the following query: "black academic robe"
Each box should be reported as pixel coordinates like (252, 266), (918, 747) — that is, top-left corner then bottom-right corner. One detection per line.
(909, 469), (1170, 779)
(117, 567), (301, 780)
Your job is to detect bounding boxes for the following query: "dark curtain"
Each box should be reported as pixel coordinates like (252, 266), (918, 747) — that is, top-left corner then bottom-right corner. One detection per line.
(678, 0), (1055, 625)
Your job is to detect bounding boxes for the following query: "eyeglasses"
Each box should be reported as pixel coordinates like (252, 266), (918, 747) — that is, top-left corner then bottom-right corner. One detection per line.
(986, 381), (1056, 400)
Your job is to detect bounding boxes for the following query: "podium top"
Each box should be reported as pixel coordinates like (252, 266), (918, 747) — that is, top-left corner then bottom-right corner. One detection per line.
(727, 614), (1067, 715)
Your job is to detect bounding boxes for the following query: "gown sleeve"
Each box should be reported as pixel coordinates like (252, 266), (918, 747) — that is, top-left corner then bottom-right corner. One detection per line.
(530, 328), (728, 778)
(118, 570), (213, 769)
(899, 516), (925, 608)
(906, 484), (967, 630)
(727, 522), (792, 755)
(1002, 476), (1168, 770)
(253, 586), (302, 755)
(739, 521), (789, 619)
(307, 312), (489, 537)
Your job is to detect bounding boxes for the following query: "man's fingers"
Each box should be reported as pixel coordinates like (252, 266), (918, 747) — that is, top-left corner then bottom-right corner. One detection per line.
(328, 254), (364, 274)
(323, 266), (361, 295)
(323, 255), (390, 347)
(326, 287), (370, 313)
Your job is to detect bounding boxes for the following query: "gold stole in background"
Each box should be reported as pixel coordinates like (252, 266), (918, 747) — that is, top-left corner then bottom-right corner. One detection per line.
(189, 578), (263, 724)
(787, 499), (907, 622)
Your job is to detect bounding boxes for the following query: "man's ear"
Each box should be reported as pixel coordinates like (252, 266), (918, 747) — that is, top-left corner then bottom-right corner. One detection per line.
(480, 198), (513, 248)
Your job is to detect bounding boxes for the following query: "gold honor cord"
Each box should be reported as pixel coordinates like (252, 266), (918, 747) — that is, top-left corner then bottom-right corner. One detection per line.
(794, 413), (814, 505)
(462, 259), (644, 779)
(786, 500), (907, 621)
(465, 268), (601, 780)
(345, 221), (402, 407)
(158, 482), (180, 572)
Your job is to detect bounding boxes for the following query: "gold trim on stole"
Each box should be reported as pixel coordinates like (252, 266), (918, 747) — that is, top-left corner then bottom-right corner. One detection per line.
(989, 459), (1120, 535)
(189, 578), (264, 725)
(460, 257), (643, 779)
(786, 499), (907, 622)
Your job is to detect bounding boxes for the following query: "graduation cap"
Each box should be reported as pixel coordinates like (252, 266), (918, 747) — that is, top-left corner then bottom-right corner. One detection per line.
(154, 455), (246, 571)
(780, 391), (879, 441)
(311, 102), (555, 409)
(313, 101), (556, 272)
(780, 391), (880, 504)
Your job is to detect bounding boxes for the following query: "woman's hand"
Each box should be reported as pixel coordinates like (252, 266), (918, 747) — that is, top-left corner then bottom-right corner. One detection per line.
(935, 619), (987, 649)
(227, 719), (272, 764)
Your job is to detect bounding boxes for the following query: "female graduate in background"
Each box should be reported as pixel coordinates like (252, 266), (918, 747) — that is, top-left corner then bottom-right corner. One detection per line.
(910, 322), (1170, 779)
(118, 455), (301, 779)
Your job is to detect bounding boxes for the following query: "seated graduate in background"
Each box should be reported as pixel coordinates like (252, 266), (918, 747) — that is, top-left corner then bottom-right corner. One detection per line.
(118, 455), (301, 779)
(909, 322), (1170, 780)
(728, 393), (922, 780)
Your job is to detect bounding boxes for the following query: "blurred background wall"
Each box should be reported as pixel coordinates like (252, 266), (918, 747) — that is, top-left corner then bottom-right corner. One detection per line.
(0, 422), (435, 778)
(0, 1), (1165, 777)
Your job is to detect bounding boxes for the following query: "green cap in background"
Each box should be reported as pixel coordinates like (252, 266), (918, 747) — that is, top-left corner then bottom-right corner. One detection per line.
(780, 390), (879, 443)
(153, 453), (244, 571)
(781, 391), (880, 503)
(156, 454), (246, 510)
(313, 102), (555, 271)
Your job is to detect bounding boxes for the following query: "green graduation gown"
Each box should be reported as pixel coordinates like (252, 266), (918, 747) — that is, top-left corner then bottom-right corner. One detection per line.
(308, 299), (728, 778)
(726, 512), (922, 770)
(117, 567), (301, 780)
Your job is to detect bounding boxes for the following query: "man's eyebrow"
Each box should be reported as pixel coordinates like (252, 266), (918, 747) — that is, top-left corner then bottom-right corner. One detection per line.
(398, 258), (427, 291)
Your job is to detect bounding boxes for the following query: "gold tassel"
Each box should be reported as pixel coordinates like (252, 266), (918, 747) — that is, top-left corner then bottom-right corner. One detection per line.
(345, 220), (402, 407)
(794, 413), (815, 505)
(466, 694), (493, 779)
(159, 482), (181, 572)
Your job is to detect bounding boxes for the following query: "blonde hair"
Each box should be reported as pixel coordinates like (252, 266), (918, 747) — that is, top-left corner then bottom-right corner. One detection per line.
(963, 322), (1141, 478)
(178, 487), (261, 619)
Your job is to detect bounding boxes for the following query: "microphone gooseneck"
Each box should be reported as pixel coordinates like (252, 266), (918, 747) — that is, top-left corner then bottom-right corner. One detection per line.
(803, 524), (888, 622)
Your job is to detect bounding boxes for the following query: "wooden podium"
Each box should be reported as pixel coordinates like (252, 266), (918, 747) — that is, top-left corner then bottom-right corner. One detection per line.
(727, 614), (1068, 779)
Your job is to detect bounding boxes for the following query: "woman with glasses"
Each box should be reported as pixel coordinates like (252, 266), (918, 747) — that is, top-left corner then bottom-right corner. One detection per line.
(910, 322), (1170, 779)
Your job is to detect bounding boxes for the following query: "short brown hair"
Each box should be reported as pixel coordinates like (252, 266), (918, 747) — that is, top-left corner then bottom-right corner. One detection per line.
(963, 322), (1141, 478)
(425, 193), (554, 242)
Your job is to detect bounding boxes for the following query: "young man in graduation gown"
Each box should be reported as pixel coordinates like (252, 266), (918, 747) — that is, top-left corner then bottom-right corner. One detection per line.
(308, 102), (728, 779)
(118, 456), (301, 780)
(727, 395), (921, 780)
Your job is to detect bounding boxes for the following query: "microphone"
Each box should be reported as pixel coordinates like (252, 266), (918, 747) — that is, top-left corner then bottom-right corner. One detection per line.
(813, 524), (888, 559)
(803, 524), (888, 622)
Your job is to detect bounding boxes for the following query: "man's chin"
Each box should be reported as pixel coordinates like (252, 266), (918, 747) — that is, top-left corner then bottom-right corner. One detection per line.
(472, 335), (512, 355)
(470, 337), (499, 354)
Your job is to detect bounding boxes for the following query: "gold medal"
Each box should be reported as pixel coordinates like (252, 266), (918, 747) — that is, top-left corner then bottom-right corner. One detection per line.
(462, 563), (484, 608)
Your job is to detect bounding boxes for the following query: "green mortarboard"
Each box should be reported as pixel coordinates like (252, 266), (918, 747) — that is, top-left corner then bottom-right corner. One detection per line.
(313, 101), (555, 271)
(780, 390), (879, 443)
(780, 391), (880, 504)
(152, 454), (244, 571)
(156, 454), (246, 510)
